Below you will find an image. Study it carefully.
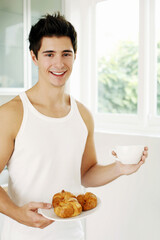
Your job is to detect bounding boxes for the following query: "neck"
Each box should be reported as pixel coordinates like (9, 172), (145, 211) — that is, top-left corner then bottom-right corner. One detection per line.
(27, 81), (68, 107)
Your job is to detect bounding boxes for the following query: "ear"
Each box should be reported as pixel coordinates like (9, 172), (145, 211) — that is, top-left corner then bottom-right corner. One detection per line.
(30, 50), (38, 66)
(74, 53), (76, 60)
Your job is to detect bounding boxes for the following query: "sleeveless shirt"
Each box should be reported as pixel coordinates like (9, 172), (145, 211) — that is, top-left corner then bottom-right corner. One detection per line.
(1, 92), (88, 240)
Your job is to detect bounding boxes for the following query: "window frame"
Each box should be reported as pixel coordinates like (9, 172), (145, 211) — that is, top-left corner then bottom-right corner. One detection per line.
(0, 0), (64, 96)
(0, 0), (32, 95)
(88, 0), (160, 135)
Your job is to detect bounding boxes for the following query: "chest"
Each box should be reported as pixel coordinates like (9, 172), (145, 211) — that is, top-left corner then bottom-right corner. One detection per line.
(14, 112), (88, 164)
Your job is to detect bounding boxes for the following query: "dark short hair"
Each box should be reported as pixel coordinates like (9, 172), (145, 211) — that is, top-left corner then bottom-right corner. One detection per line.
(29, 12), (77, 58)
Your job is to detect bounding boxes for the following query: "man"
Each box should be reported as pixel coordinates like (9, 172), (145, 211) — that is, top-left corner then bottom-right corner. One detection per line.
(0, 13), (148, 240)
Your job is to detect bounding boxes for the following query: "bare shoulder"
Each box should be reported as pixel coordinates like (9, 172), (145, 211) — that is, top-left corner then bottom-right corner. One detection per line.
(0, 95), (22, 117)
(76, 100), (94, 133)
(0, 96), (23, 138)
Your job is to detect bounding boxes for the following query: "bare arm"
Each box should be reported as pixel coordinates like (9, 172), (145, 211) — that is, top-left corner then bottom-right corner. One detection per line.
(0, 99), (53, 228)
(78, 103), (148, 188)
(0, 103), (20, 218)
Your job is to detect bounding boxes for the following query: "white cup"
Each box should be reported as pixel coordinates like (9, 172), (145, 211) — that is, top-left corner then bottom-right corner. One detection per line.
(112, 145), (144, 164)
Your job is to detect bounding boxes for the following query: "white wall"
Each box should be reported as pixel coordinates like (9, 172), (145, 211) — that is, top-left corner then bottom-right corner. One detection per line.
(85, 132), (160, 240)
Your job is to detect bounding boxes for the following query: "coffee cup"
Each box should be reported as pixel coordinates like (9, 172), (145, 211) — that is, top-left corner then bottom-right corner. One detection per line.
(112, 145), (144, 164)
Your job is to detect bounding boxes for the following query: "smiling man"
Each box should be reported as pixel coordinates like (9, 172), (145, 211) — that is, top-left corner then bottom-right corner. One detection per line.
(32, 36), (75, 88)
(0, 13), (148, 240)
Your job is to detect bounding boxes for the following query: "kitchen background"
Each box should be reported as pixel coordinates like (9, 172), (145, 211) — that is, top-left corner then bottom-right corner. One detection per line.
(0, 0), (160, 239)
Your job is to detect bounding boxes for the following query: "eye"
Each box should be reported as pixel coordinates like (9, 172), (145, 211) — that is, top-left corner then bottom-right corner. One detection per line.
(46, 53), (53, 57)
(63, 53), (72, 57)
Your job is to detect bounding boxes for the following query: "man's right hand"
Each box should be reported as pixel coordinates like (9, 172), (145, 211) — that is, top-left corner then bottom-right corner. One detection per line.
(16, 202), (54, 229)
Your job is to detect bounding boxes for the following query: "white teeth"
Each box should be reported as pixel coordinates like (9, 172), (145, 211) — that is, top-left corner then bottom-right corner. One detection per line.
(52, 72), (64, 75)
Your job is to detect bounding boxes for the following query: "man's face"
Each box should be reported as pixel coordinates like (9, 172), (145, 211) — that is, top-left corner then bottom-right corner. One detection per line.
(31, 36), (76, 88)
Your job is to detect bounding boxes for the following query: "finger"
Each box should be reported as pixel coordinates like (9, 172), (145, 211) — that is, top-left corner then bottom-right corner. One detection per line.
(143, 150), (147, 155)
(33, 210), (54, 224)
(112, 151), (117, 157)
(143, 150), (148, 158)
(138, 160), (144, 167)
(40, 203), (52, 209)
(34, 215), (54, 229)
(141, 155), (146, 162)
(139, 157), (145, 165)
(144, 146), (148, 151)
(40, 220), (54, 229)
(28, 202), (52, 211)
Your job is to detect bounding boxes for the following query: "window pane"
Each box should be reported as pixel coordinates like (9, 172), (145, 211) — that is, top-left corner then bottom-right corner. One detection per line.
(31, 0), (62, 86)
(156, 0), (160, 115)
(96, 0), (139, 114)
(0, 0), (23, 88)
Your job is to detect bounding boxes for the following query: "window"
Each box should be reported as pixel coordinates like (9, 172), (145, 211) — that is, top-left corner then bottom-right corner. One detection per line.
(67, 0), (160, 135)
(0, 0), (24, 88)
(86, 0), (160, 134)
(0, 0), (63, 97)
(96, 0), (139, 114)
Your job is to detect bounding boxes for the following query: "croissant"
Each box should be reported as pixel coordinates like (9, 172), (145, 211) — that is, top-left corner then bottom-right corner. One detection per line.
(77, 192), (97, 211)
(52, 190), (82, 218)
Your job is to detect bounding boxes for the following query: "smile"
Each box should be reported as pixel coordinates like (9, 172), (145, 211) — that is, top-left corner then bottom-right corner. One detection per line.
(49, 71), (66, 76)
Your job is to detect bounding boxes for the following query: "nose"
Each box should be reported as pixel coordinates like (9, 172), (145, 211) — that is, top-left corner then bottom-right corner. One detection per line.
(52, 55), (64, 69)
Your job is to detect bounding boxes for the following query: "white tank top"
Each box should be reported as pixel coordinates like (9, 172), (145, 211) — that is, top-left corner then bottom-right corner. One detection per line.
(1, 92), (88, 240)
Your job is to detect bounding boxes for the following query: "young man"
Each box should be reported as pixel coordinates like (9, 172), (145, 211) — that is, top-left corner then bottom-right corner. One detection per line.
(0, 13), (148, 240)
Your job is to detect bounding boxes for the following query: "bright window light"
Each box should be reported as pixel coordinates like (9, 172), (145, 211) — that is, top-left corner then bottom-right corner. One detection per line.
(96, 0), (139, 114)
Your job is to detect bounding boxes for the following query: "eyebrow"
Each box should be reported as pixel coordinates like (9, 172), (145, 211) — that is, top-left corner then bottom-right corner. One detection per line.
(42, 50), (73, 54)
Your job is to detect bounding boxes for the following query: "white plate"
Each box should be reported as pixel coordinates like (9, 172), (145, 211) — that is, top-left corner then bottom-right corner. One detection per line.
(38, 197), (101, 222)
